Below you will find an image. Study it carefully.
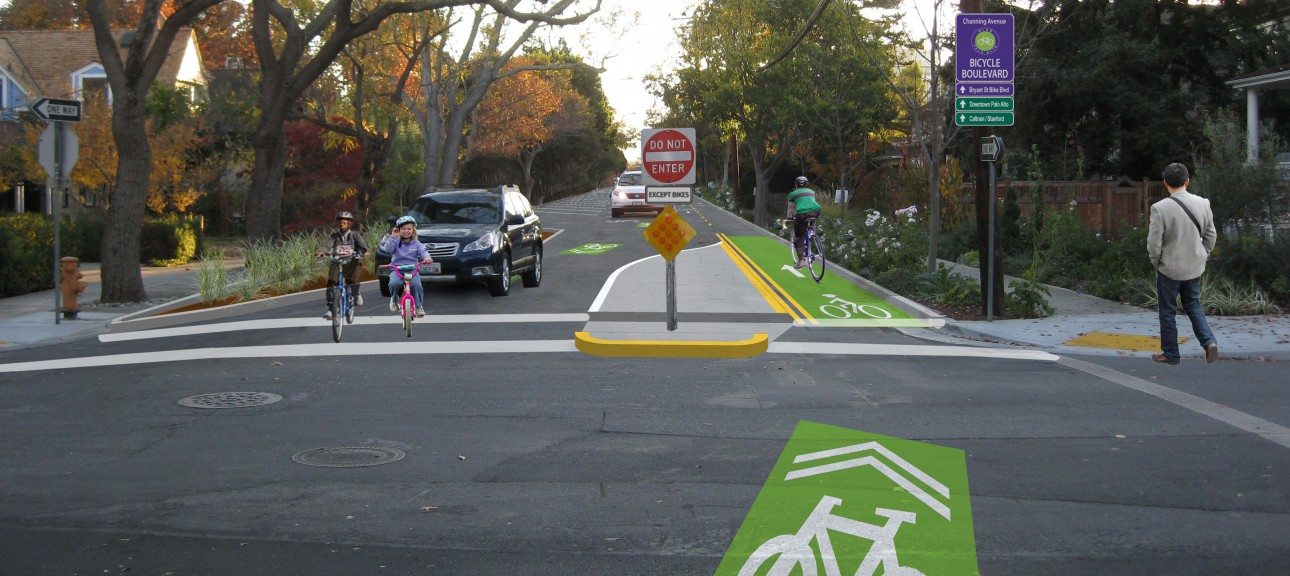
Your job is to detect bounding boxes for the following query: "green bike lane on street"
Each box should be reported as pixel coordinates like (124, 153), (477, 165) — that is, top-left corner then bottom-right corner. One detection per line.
(720, 235), (923, 327)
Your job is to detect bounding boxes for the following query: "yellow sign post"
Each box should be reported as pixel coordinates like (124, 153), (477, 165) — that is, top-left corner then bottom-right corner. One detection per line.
(642, 206), (697, 330)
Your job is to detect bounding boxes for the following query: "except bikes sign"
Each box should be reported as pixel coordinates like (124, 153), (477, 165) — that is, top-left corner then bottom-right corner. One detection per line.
(716, 421), (979, 575)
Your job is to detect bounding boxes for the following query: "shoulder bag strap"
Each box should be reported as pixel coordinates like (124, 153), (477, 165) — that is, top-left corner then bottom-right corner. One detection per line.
(1167, 195), (1204, 238)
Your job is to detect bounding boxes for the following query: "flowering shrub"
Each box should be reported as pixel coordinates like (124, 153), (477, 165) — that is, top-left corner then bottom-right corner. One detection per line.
(695, 185), (738, 214)
(821, 205), (928, 279)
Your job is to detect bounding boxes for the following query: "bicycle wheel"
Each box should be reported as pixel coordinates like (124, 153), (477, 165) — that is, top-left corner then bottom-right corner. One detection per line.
(807, 235), (826, 282)
(331, 287), (344, 342)
(401, 297), (413, 338)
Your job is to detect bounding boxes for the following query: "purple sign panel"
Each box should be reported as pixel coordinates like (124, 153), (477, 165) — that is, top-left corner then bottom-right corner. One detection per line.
(956, 82), (1014, 97)
(956, 13), (1014, 83)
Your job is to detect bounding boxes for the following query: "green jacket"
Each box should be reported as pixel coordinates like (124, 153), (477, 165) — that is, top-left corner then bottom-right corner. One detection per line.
(788, 187), (821, 214)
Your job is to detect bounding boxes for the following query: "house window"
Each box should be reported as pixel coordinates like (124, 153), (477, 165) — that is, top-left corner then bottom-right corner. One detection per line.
(82, 77), (110, 106)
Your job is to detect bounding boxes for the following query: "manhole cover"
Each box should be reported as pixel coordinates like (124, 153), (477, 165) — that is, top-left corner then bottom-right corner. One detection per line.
(178, 392), (283, 409)
(292, 447), (406, 468)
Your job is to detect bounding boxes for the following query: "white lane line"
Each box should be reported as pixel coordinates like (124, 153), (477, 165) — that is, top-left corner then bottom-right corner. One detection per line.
(99, 313), (590, 343)
(587, 243), (724, 312)
(2, 339), (1067, 373)
(768, 341), (1059, 361)
(1058, 357), (1290, 450)
(0, 340), (580, 373)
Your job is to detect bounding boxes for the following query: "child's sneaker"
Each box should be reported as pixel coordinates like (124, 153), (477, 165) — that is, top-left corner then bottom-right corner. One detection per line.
(416, 307), (426, 318)
(356, 294), (364, 307)
(389, 298), (398, 312)
(323, 310), (333, 320)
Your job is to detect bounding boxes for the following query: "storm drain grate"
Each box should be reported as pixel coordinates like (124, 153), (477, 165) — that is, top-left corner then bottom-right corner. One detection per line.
(179, 392), (283, 409)
(292, 447), (406, 468)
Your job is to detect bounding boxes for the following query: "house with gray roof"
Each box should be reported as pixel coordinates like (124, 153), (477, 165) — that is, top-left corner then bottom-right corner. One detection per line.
(0, 28), (208, 121)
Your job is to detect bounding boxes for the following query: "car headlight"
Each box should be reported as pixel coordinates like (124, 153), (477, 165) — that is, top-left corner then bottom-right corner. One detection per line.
(463, 232), (498, 252)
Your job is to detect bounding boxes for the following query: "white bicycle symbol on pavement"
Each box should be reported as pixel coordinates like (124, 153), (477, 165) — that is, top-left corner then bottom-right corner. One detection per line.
(738, 495), (924, 576)
(817, 294), (893, 320)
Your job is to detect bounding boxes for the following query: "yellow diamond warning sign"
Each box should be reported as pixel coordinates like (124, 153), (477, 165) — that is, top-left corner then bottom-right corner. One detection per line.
(643, 205), (696, 261)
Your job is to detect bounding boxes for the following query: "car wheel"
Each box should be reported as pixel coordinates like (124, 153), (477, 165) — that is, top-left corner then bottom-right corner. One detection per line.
(521, 246), (542, 288)
(611, 208), (622, 218)
(378, 275), (391, 298)
(488, 253), (511, 297)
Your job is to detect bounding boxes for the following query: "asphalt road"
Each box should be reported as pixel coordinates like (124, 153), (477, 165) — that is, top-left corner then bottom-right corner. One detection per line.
(0, 190), (1286, 575)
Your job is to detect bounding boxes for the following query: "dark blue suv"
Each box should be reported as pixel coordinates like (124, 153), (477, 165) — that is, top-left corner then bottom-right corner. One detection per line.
(375, 186), (542, 297)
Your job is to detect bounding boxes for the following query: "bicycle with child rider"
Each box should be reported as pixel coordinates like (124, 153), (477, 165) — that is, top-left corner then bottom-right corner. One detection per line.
(316, 211), (369, 337)
(378, 215), (434, 321)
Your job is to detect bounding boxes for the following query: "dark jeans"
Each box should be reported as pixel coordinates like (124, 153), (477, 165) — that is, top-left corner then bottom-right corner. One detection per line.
(1156, 271), (1216, 362)
(792, 212), (819, 258)
(326, 260), (360, 306)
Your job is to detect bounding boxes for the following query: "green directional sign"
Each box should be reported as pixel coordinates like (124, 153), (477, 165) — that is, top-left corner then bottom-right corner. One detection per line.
(955, 96), (1013, 112)
(561, 242), (621, 255)
(716, 421), (979, 575)
(955, 111), (1014, 127)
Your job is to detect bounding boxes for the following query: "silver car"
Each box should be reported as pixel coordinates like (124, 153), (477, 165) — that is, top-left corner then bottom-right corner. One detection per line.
(609, 170), (662, 217)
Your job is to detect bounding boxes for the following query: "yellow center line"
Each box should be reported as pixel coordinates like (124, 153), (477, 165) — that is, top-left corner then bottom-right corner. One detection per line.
(717, 234), (817, 324)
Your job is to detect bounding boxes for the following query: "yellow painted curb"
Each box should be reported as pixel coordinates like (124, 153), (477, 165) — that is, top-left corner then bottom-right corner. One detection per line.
(574, 331), (769, 358)
(1065, 331), (1187, 351)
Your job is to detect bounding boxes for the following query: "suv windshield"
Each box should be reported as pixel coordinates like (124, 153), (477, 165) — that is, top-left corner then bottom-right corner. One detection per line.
(618, 173), (642, 186)
(408, 194), (501, 225)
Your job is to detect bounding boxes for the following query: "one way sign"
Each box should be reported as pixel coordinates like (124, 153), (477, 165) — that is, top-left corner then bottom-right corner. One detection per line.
(32, 98), (81, 122)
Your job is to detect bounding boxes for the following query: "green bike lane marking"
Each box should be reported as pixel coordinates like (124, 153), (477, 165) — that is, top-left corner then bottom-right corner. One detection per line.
(716, 421), (979, 575)
(561, 242), (622, 255)
(723, 235), (911, 325)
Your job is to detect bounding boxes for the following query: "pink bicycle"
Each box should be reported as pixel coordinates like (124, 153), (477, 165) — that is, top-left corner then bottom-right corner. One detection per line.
(379, 263), (418, 338)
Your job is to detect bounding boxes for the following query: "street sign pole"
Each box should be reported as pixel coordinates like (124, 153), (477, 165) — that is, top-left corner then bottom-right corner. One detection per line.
(666, 260), (677, 331)
(982, 135), (1004, 322)
(52, 122), (64, 325)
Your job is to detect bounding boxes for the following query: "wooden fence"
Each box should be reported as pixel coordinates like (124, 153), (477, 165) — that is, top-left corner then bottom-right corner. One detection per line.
(956, 177), (1170, 237)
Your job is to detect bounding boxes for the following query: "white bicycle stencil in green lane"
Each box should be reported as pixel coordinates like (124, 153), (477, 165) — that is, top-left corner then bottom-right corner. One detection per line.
(723, 235), (911, 325)
(717, 421), (979, 576)
(561, 243), (621, 255)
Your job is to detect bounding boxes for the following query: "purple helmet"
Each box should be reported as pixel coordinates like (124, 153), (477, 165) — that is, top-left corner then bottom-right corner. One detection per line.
(794, 176), (809, 188)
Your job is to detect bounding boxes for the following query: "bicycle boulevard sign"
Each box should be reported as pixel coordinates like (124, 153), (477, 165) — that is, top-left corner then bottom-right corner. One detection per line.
(716, 421), (979, 575)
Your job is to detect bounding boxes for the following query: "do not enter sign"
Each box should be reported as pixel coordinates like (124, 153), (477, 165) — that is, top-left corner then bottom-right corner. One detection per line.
(640, 127), (697, 186)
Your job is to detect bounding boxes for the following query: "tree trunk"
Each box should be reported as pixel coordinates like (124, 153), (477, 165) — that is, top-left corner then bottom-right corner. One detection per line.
(746, 140), (775, 227)
(245, 136), (287, 240)
(245, 85), (289, 240)
(99, 103), (151, 303)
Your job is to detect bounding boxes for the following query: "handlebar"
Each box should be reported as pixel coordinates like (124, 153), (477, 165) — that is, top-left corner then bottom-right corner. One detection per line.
(319, 252), (362, 262)
(378, 264), (419, 272)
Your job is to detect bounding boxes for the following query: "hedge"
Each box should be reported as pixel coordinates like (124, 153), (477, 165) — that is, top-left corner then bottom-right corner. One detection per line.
(0, 213), (204, 297)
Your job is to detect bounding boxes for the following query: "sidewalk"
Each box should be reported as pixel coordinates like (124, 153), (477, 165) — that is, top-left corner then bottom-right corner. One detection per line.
(0, 262), (216, 350)
(928, 261), (1290, 360)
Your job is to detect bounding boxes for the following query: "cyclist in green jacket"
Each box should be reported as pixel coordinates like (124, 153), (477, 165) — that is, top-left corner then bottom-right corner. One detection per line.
(786, 176), (822, 269)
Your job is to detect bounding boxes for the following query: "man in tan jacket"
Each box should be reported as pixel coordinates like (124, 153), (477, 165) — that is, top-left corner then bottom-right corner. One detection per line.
(1147, 163), (1219, 365)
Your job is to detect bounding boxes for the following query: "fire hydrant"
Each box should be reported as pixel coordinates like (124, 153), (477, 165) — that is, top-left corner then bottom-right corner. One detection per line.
(59, 257), (87, 320)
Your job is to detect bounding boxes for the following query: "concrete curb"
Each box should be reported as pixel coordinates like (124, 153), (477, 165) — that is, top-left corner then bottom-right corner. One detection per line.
(109, 280), (379, 333)
(573, 331), (769, 358)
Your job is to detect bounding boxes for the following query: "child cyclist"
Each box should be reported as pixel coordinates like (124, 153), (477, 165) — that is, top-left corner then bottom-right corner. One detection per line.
(786, 176), (822, 269)
(317, 211), (368, 321)
(380, 215), (434, 317)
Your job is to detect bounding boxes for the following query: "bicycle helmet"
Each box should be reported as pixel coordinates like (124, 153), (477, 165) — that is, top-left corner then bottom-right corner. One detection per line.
(335, 211), (355, 222)
(394, 215), (417, 228)
(794, 176), (809, 188)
